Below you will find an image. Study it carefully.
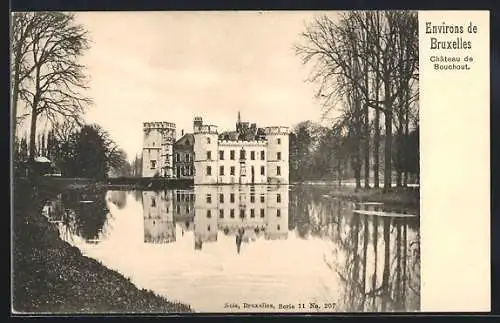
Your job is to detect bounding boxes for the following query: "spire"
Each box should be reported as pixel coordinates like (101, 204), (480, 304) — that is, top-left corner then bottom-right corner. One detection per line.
(237, 111), (241, 124)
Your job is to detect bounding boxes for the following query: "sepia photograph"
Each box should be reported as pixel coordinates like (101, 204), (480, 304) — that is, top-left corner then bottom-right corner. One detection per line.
(11, 10), (420, 314)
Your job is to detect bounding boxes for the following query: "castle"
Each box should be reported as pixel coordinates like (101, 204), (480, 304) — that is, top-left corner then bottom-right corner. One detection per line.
(142, 113), (290, 185)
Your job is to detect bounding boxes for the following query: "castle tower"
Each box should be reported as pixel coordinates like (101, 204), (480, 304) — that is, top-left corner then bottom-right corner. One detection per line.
(264, 126), (290, 184)
(193, 118), (219, 185)
(193, 117), (203, 133)
(142, 121), (176, 178)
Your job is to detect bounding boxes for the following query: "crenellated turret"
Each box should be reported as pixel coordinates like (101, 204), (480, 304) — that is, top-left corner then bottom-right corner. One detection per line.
(142, 121), (177, 178)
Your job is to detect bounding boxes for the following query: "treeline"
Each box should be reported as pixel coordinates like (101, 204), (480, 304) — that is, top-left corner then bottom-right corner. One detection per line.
(13, 122), (130, 180)
(289, 120), (419, 185)
(295, 11), (419, 191)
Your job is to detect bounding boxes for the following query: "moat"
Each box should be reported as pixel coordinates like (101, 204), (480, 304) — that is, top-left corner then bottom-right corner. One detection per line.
(41, 184), (420, 313)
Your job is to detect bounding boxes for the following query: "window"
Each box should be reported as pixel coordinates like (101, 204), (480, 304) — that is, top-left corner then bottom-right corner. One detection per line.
(261, 150), (265, 160)
(176, 205), (180, 214)
(250, 151), (255, 160)
(176, 153), (180, 162)
(207, 151), (212, 160)
(277, 138), (281, 144)
(206, 194), (212, 203)
(240, 209), (245, 218)
(176, 166), (180, 178)
(207, 210), (211, 218)
(277, 152), (281, 160)
(230, 209), (235, 218)
(250, 194), (255, 203)
(219, 209), (224, 219)
(208, 225), (211, 231)
(230, 150), (235, 160)
(207, 137), (211, 144)
(220, 166), (224, 176)
(230, 193), (235, 203)
(151, 198), (156, 207)
(260, 194), (265, 203)
(152, 141), (155, 146)
(230, 166), (235, 176)
(277, 193), (281, 203)
(277, 166), (281, 176)
(240, 149), (245, 160)
(277, 209), (281, 217)
(207, 166), (212, 176)
(277, 224), (280, 231)
(219, 150), (224, 160)
(250, 209), (255, 218)
(176, 193), (181, 202)
(219, 193), (224, 203)
(186, 206), (190, 213)
(185, 154), (189, 162)
(260, 166), (265, 176)
(260, 208), (265, 218)
(150, 160), (156, 169)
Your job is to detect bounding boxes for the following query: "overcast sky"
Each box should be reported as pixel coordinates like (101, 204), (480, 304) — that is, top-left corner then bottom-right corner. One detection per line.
(72, 11), (335, 161)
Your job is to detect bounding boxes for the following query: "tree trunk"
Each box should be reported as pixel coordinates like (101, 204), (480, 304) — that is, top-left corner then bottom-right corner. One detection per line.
(396, 130), (403, 188)
(383, 109), (393, 193)
(364, 103), (370, 189)
(11, 19), (22, 143)
(403, 103), (410, 187)
(374, 108), (380, 189)
(28, 107), (38, 179)
(337, 157), (342, 187)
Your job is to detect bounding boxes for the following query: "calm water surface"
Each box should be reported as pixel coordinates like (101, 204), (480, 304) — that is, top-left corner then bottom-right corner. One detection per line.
(42, 185), (420, 313)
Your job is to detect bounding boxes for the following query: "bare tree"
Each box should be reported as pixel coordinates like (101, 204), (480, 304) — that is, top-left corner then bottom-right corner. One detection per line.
(11, 12), (92, 175)
(295, 11), (418, 192)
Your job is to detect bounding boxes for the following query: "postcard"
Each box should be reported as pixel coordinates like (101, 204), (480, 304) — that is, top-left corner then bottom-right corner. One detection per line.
(10, 10), (490, 314)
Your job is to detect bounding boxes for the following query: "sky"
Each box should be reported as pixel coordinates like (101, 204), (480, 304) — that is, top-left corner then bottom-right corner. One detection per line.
(72, 11), (334, 161)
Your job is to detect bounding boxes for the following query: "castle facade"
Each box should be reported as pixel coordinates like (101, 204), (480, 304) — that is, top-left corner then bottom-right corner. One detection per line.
(193, 115), (290, 185)
(142, 113), (289, 185)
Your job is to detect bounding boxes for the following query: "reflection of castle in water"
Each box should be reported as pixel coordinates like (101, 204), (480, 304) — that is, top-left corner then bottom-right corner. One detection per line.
(193, 185), (289, 251)
(141, 185), (289, 250)
(142, 191), (176, 244)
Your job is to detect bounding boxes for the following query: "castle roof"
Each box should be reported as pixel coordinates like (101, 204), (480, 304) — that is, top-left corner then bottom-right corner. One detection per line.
(174, 133), (194, 148)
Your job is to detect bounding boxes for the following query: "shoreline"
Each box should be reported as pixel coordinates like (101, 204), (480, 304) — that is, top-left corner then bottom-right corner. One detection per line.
(12, 181), (194, 314)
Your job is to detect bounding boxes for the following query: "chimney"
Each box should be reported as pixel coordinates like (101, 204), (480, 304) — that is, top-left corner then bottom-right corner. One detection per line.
(181, 129), (184, 136)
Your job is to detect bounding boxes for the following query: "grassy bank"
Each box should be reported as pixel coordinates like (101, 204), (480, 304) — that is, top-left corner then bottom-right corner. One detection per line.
(12, 180), (193, 314)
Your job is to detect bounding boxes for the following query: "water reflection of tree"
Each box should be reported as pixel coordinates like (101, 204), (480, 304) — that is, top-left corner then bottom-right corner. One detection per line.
(133, 190), (143, 203)
(292, 185), (420, 312)
(58, 189), (110, 242)
(289, 186), (341, 239)
(289, 186), (312, 238)
(107, 190), (127, 209)
(329, 213), (420, 312)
